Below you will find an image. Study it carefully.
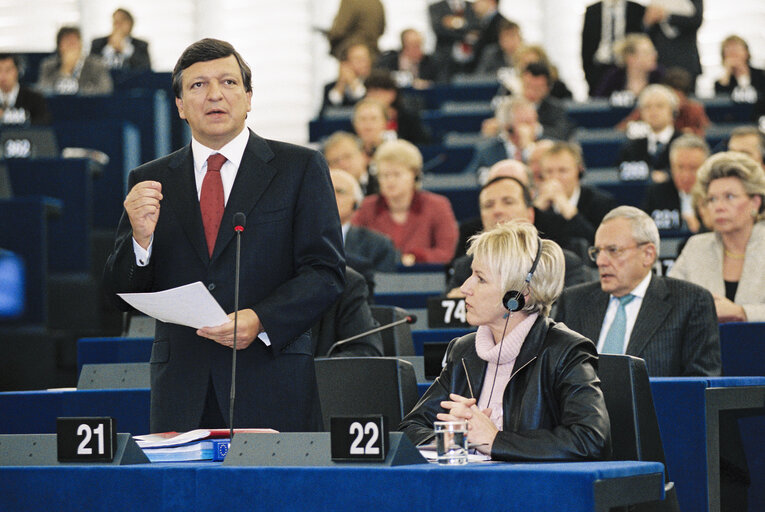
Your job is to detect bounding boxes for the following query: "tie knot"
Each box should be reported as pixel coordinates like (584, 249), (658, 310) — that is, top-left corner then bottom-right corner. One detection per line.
(618, 294), (635, 306)
(207, 153), (227, 173)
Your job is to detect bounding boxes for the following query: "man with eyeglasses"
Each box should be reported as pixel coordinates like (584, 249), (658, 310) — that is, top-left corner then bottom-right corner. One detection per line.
(554, 205), (720, 377)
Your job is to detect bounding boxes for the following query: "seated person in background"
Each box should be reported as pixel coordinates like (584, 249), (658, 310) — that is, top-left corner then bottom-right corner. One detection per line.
(527, 139), (555, 184)
(617, 67), (710, 137)
(400, 221), (610, 461)
(499, 45), (572, 101)
(668, 152), (765, 322)
(581, 0), (646, 96)
(455, 159), (598, 261)
(320, 42), (372, 115)
(715, 35), (765, 104)
(474, 18), (523, 77)
(617, 84), (681, 181)
(352, 97), (395, 158)
(428, 0), (480, 81)
(312, 266), (384, 358)
(537, 141), (617, 243)
(364, 70), (431, 145)
(467, 0), (510, 74)
(38, 26), (113, 96)
(466, 96), (542, 182)
(520, 61), (575, 139)
(0, 53), (51, 125)
(555, 206), (721, 377)
(593, 33), (663, 102)
(353, 139), (458, 265)
(643, 134), (709, 233)
(374, 28), (438, 89)
(323, 131), (377, 195)
(726, 126), (765, 170)
(90, 8), (151, 71)
(330, 168), (398, 274)
(446, 176), (594, 296)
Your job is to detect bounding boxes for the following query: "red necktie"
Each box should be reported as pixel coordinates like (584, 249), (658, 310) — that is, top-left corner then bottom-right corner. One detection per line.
(200, 153), (227, 257)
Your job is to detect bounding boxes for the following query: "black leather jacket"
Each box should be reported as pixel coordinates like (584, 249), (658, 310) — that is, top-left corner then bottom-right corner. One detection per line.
(399, 316), (611, 461)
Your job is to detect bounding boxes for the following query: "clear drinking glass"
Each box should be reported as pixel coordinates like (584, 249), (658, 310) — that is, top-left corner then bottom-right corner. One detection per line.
(434, 420), (468, 465)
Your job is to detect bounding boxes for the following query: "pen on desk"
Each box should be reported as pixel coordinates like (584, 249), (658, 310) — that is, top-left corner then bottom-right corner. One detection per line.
(461, 358), (474, 399)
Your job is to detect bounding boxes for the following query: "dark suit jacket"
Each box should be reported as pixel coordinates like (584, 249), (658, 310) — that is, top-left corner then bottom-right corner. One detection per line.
(469, 11), (509, 73)
(577, 184), (618, 234)
(646, 0), (703, 78)
(537, 96), (576, 141)
(714, 67), (765, 97)
(345, 225), (398, 272)
(428, 0), (480, 79)
(581, 1), (646, 94)
(554, 275), (721, 377)
(6, 86), (51, 125)
(312, 266), (383, 357)
(374, 50), (439, 83)
(617, 130), (681, 174)
(642, 179), (685, 231)
(104, 131), (346, 432)
(90, 36), (151, 70)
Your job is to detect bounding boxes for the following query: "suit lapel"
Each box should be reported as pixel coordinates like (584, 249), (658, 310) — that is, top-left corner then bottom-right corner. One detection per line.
(164, 146), (209, 265)
(627, 275), (670, 357)
(210, 132), (277, 261)
(576, 283), (610, 342)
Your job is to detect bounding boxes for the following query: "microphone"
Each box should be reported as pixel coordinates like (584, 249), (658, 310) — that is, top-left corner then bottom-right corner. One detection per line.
(325, 314), (417, 357)
(229, 212), (246, 440)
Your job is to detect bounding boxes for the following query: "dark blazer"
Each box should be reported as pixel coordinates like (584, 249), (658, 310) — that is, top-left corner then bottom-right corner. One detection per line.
(374, 50), (439, 83)
(312, 266), (383, 358)
(463, 136), (509, 175)
(714, 67), (765, 97)
(5, 86), (51, 125)
(617, 130), (681, 174)
(536, 96), (576, 140)
(646, 0), (703, 79)
(581, 1), (646, 94)
(577, 184), (618, 234)
(469, 11), (509, 73)
(399, 316), (610, 461)
(642, 179), (686, 231)
(104, 130), (346, 433)
(554, 275), (721, 377)
(428, 0), (480, 79)
(90, 36), (151, 71)
(345, 225), (398, 272)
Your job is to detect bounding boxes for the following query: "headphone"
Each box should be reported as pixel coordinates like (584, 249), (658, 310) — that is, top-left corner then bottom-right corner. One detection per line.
(502, 236), (543, 312)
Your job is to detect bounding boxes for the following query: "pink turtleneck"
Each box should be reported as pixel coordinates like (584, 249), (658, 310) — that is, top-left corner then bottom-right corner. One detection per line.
(475, 313), (539, 430)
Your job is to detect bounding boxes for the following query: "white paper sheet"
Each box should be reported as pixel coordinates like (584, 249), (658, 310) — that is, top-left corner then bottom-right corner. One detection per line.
(118, 281), (230, 329)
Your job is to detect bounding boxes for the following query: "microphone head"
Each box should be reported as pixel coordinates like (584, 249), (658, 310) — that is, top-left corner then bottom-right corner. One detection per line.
(233, 212), (246, 232)
(406, 314), (417, 324)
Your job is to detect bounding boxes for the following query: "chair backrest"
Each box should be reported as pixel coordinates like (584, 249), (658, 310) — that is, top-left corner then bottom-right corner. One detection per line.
(369, 305), (415, 356)
(597, 354), (668, 467)
(314, 357), (419, 432)
(719, 321), (765, 376)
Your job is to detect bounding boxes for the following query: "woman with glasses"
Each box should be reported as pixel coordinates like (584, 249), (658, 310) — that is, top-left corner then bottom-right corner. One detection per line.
(399, 221), (610, 460)
(669, 152), (765, 322)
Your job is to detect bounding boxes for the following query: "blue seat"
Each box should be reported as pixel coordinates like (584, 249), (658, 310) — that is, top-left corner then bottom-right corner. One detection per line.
(719, 322), (765, 376)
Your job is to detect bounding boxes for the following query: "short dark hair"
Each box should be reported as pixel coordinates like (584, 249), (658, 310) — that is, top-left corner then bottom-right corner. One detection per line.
(481, 176), (533, 207)
(172, 38), (252, 99)
(56, 26), (81, 50)
(523, 61), (551, 84)
(114, 8), (135, 29)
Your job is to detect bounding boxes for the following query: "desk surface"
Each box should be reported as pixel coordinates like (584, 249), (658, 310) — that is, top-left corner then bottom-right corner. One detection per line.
(0, 460), (664, 512)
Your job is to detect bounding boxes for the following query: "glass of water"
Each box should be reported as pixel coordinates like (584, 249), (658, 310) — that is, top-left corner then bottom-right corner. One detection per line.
(434, 420), (468, 465)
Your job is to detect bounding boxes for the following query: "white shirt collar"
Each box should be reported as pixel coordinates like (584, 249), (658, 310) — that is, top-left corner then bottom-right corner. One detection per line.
(613, 270), (652, 302)
(191, 126), (250, 173)
(0, 83), (20, 107)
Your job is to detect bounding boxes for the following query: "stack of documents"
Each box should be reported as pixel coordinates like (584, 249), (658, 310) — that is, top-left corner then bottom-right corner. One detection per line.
(134, 428), (277, 462)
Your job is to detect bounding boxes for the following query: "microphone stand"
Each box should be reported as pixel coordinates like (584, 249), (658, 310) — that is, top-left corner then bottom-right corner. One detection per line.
(326, 315), (416, 357)
(229, 214), (245, 440)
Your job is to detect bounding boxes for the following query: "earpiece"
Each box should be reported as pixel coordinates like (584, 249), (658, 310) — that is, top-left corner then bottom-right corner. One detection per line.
(503, 237), (543, 312)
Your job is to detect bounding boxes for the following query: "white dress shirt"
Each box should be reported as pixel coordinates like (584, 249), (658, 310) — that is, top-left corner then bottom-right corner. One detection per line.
(597, 271), (652, 353)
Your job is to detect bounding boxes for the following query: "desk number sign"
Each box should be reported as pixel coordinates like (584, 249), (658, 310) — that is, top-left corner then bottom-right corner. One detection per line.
(330, 415), (388, 462)
(57, 417), (116, 462)
(427, 297), (470, 328)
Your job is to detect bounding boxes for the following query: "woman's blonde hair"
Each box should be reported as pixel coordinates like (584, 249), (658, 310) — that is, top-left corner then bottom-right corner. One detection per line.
(614, 33), (654, 67)
(694, 151), (765, 221)
(372, 139), (423, 180)
(467, 220), (564, 317)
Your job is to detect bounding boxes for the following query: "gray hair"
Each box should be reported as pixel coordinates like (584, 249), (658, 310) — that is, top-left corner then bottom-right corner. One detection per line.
(638, 84), (679, 112)
(601, 206), (661, 259)
(669, 133), (710, 160)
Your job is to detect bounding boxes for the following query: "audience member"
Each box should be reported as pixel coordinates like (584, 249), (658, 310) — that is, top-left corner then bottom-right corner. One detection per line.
(527, 139), (555, 184)
(428, 0), (480, 80)
(726, 126), (765, 169)
(467, 0), (510, 73)
(555, 206), (721, 376)
(374, 28), (438, 89)
(537, 142), (617, 243)
(581, 0), (646, 95)
(446, 176), (594, 296)
(499, 45), (573, 101)
(364, 70), (431, 144)
(643, 134), (709, 232)
(323, 131), (377, 195)
(617, 84), (681, 179)
(593, 33), (663, 102)
(474, 18), (522, 77)
(326, 0), (385, 59)
(669, 152), (765, 322)
(401, 221), (610, 461)
(352, 97), (395, 157)
(643, 0), (703, 90)
(320, 42), (372, 115)
(0, 53), (50, 125)
(312, 266), (383, 358)
(90, 8), (151, 71)
(352, 140), (458, 265)
(38, 26), (113, 96)
(330, 168), (398, 273)
(714, 35), (765, 104)
(519, 61), (575, 140)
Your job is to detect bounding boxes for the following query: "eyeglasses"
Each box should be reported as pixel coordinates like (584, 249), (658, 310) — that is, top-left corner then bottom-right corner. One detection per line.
(703, 193), (748, 206)
(587, 242), (649, 262)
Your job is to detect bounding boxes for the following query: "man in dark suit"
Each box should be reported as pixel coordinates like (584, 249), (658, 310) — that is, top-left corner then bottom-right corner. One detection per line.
(644, 0), (703, 90)
(428, 0), (480, 80)
(0, 54), (50, 125)
(554, 206), (720, 377)
(90, 8), (151, 71)
(468, 0), (509, 73)
(581, 0), (646, 95)
(104, 39), (345, 433)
